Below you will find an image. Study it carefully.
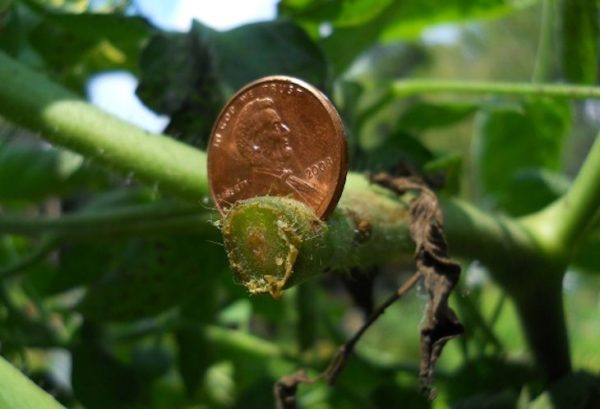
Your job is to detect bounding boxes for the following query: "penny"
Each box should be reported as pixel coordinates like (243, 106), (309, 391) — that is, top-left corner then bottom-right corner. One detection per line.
(207, 76), (348, 219)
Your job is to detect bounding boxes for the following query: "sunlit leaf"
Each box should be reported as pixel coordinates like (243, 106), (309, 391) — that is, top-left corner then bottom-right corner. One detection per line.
(0, 355), (66, 409)
(279, 0), (395, 27)
(281, 0), (538, 74)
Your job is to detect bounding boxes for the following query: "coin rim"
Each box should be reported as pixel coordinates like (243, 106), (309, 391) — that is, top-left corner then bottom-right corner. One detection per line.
(207, 75), (348, 220)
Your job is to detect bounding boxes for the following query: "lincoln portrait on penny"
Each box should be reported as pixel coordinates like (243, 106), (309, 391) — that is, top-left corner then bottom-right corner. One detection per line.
(233, 97), (324, 207)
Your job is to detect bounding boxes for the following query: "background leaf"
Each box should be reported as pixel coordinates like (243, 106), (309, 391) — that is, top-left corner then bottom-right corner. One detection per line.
(136, 20), (327, 147)
(280, 0), (536, 74)
(71, 336), (142, 409)
(78, 234), (226, 322)
(398, 101), (478, 131)
(29, 12), (153, 92)
(473, 98), (571, 212)
(0, 143), (106, 202)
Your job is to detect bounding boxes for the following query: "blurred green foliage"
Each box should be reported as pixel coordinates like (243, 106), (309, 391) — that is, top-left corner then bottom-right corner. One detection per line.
(1, 0), (600, 408)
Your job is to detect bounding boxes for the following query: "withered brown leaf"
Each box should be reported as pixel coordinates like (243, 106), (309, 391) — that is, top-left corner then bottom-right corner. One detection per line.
(370, 173), (464, 398)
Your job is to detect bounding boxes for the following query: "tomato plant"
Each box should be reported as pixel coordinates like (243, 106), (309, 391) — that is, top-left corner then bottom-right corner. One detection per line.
(1, 0), (599, 408)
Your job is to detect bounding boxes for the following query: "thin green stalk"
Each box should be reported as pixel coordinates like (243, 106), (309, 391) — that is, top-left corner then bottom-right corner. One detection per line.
(532, 0), (555, 82)
(392, 79), (600, 100)
(0, 51), (208, 201)
(0, 202), (215, 237)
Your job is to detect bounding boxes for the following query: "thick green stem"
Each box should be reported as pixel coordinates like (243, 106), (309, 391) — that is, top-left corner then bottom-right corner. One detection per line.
(222, 173), (538, 296)
(522, 134), (600, 256)
(513, 277), (571, 381)
(0, 51), (208, 201)
(221, 175), (575, 380)
(551, 134), (600, 245)
(3, 50), (600, 209)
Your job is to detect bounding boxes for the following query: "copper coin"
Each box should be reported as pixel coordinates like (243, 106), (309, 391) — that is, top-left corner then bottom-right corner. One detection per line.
(207, 76), (348, 219)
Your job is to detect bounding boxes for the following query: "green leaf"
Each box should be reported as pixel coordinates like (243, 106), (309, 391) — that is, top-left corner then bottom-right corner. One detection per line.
(136, 20), (327, 147)
(445, 357), (534, 405)
(572, 227), (600, 274)
(279, 0), (395, 27)
(473, 99), (571, 211)
(0, 0), (11, 13)
(175, 293), (219, 398)
(131, 346), (172, 382)
(29, 12), (153, 92)
(366, 130), (435, 172)
(423, 154), (463, 195)
(135, 22), (223, 147)
(501, 169), (570, 216)
(0, 355), (66, 409)
(528, 371), (600, 409)
(78, 234), (226, 322)
(21, 189), (160, 297)
(398, 101), (478, 131)
(44, 241), (128, 295)
(0, 2), (26, 57)
(560, 0), (598, 84)
(71, 339), (141, 409)
(0, 143), (105, 202)
(210, 20), (327, 91)
(281, 0), (536, 75)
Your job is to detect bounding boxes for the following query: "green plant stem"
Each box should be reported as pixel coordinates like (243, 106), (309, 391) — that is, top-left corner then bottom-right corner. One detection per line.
(0, 51), (209, 201)
(392, 79), (600, 100)
(1, 50), (593, 383)
(2, 51), (600, 209)
(513, 277), (571, 381)
(0, 202), (215, 237)
(553, 135), (600, 244)
(532, 0), (555, 82)
(523, 134), (600, 256)
(223, 184), (572, 381)
(221, 173), (538, 295)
